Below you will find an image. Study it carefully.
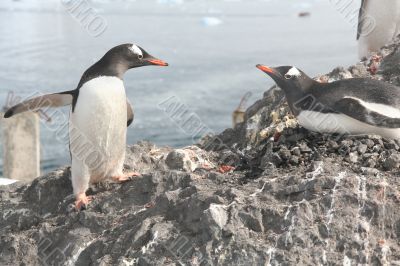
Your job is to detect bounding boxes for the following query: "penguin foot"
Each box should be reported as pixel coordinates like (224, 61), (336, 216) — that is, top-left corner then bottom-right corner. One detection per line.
(75, 193), (93, 211)
(112, 172), (141, 183)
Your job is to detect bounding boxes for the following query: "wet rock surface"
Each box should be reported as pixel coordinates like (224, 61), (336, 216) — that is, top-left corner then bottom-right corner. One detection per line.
(2, 40), (400, 265)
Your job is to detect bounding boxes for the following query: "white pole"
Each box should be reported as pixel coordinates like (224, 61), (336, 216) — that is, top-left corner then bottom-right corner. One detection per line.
(1, 112), (40, 182)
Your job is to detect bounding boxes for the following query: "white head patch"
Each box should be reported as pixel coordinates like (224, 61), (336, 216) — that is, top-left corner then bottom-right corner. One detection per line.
(285, 67), (301, 78)
(129, 44), (143, 57)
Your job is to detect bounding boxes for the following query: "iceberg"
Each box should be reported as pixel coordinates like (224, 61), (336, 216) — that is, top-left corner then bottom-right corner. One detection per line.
(201, 17), (223, 27)
(157, 0), (184, 5)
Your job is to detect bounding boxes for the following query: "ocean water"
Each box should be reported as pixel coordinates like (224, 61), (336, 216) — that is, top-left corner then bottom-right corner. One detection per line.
(0, 0), (359, 174)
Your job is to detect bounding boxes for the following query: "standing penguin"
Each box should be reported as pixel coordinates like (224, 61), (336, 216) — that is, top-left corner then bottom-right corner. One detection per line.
(4, 44), (168, 210)
(358, 0), (400, 59)
(256, 65), (400, 139)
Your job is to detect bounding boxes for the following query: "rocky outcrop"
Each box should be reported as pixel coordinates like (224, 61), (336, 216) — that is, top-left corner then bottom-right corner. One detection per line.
(2, 39), (400, 266)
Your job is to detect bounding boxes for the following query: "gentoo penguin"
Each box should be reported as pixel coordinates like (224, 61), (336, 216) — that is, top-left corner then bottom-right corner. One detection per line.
(4, 44), (168, 210)
(358, 0), (400, 59)
(256, 65), (400, 139)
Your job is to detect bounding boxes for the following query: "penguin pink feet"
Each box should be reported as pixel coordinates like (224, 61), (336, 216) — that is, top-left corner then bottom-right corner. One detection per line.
(75, 193), (93, 211)
(112, 171), (141, 183)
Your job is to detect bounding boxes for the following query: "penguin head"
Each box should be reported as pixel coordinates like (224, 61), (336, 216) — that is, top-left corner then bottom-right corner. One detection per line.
(102, 43), (168, 71)
(256, 65), (314, 93)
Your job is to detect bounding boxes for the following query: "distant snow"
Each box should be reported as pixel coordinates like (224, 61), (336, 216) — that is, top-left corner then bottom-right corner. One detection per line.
(0, 178), (17, 186)
(0, 0), (60, 12)
(0, 0), (187, 12)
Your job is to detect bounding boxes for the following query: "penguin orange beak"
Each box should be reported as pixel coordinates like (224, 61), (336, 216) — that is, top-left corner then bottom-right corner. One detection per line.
(146, 59), (169, 66)
(256, 64), (277, 75)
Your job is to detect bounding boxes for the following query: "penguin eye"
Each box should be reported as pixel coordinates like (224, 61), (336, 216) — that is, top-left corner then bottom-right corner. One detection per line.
(138, 54), (143, 60)
(284, 74), (293, 80)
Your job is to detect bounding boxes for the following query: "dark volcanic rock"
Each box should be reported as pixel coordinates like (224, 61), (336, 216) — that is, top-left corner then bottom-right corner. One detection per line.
(2, 40), (400, 266)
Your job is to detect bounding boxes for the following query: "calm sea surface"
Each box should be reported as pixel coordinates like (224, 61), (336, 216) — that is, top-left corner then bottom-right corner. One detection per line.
(0, 0), (359, 173)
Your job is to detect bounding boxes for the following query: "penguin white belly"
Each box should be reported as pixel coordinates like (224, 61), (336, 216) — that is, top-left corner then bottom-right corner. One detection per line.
(297, 111), (400, 139)
(359, 0), (400, 58)
(70, 76), (127, 190)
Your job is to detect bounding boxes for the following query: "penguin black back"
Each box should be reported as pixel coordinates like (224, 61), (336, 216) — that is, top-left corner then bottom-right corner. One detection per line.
(257, 64), (400, 139)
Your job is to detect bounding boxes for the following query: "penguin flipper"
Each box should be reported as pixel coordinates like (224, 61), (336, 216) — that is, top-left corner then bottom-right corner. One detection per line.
(357, 0), (368, 40)
(127, 98), (134, 127)
(3, 91), (73, 118)
(334, 97), (400, 129)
